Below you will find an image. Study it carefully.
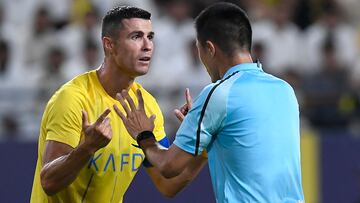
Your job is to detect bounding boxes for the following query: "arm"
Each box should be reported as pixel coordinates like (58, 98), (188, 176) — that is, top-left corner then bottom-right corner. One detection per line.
(145, 153), (207, 197)
(114, 89), (204, 178)
(139, 138), (199, 178)
(40, 109), (112, 195)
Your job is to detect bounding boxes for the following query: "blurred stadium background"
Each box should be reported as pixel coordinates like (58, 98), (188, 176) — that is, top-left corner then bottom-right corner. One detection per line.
(0, 0), (360, 202)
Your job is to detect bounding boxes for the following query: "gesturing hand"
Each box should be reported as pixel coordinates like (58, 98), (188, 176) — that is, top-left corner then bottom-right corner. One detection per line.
(174, 88), (192, 122)
(82, 108), (112, 154)
(113, 89), (156, 140)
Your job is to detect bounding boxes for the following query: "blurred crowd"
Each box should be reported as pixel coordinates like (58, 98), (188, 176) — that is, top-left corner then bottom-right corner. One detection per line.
(0, 0), (360, 141)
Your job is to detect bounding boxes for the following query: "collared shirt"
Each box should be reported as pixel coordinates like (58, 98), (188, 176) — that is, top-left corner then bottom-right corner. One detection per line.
(174, 63), (305, 203)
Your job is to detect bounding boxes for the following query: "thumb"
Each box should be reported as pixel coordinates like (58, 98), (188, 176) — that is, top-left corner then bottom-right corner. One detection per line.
(174, 109), (184, 122)
(82, 110), (89, 129)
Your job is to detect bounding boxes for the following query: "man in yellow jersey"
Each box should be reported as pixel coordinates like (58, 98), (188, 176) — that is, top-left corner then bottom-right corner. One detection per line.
(30, 6), (207, 203)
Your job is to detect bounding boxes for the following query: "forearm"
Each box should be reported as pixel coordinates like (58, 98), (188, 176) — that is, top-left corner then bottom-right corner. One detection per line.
(139, 136), (191, 178)
(40, 143), (93, 195)
(147, 155), (207, 197)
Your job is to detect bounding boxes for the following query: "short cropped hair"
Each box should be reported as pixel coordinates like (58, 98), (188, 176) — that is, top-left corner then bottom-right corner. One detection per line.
(195, 2), (252, 55)
(101, 6), (151, 39)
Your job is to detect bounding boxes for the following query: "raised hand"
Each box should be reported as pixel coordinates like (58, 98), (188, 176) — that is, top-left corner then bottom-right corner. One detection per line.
(82, 108), (112, 153)
(113, 89), (155, 140)
(174, 88), (192, 122)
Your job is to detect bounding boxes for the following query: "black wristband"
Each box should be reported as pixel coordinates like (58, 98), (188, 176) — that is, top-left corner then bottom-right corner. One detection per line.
(136, 131), (155, 145)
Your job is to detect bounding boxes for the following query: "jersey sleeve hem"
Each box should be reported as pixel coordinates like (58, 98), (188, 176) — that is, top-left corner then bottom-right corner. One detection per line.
(46, 132), (79, 148)
(173, 141), (199, 156)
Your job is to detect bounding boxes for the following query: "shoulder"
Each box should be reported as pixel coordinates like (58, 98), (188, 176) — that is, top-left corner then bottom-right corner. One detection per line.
(191, 81), (231, 115)
(46, 72), (92, 110)
(197, 73), (239, 105)
(270, 74), (296, 93)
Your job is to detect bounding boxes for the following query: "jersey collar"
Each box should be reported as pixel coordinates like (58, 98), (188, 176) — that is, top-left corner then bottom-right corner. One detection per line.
(223, 62), (263, 79)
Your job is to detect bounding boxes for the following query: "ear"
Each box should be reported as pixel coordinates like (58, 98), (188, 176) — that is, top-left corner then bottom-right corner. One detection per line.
(205, 40), (216, 58)
(103, 37), (114, 54)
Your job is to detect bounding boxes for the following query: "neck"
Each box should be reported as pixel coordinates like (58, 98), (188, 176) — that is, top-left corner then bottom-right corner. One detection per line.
(218, 52), (253, 78)
(97, 59), (134, 99)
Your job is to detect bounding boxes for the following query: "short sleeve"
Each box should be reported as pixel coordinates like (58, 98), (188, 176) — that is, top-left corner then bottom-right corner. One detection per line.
(173, 84), (227, 156)
(45, 86), (84, 148)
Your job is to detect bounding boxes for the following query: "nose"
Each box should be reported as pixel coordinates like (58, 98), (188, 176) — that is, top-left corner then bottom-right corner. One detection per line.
(142, 37), (153, 52)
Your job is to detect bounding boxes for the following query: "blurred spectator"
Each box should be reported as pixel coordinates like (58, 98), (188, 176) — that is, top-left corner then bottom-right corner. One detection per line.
(58, 7), (102, 65)
(282, 69), (304, 106)
(292, 0), (312, 30)
(24, 6), (56, 66)
(252, 2), (302, 77)
(62, 39), (101, 80)
(82, 39), (101, 70)
(0, 40), (9, 76)
(36, 47), (67, 105)
(302, 36), (353, 130)
(0, 113), (20, 141)
(303, 2), (358, 75)
(0, 0), (358, 141)
(139, 0), (195, 89)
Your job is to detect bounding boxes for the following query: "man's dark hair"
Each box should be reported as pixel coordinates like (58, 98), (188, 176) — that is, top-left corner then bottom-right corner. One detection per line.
(195, 2), (252, 55)
(102, 6), (151, 38)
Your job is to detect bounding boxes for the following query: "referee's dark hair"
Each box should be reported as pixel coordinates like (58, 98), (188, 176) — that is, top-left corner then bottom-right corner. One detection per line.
(195, 2), (252, 56)
(102, 6), (151, 39)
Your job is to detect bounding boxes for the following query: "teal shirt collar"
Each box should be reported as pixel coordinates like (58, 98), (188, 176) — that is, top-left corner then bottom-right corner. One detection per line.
(223, 62), (263, 79)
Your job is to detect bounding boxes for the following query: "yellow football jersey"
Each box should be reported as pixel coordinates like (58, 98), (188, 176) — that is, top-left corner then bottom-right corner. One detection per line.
(30, 70), (166, 203)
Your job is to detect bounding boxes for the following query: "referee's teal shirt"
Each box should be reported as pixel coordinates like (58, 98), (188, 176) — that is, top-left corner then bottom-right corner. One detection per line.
(174, 63), (305, 203)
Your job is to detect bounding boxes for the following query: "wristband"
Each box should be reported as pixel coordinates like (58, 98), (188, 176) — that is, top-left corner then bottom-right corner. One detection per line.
(136, 131), (155, 145)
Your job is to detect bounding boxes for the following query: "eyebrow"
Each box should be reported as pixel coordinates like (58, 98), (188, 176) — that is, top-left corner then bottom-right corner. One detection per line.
(128, 31), (155, 37)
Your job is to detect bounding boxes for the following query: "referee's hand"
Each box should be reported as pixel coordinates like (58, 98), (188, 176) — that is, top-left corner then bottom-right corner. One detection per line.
(174, 88), (192, 122)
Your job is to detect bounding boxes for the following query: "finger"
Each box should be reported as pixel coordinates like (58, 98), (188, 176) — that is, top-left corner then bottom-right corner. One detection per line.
(82, 110), (89, 129)
(180, 104), (188, 114)
(95, 108), (111, 126)
(97, 117), (110, 132)
(136, 89), (145, 111)
(102, 118), (112, 138)
(122, 90), (137, 112)
(174, 109), (184, 122)
(116, 93), (131, 117)
(113, 104), (127, 121)
(149, 114), (156, 122)
(185, 88), (192, 109)
(102, 117), (111, 128)
(104, 127), (112, 139)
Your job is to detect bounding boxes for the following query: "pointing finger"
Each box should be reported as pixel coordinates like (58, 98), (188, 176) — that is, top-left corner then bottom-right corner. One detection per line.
(82, 110), (90, 129)
(185, 88), (192, 109)
(95, 108), (111, 126)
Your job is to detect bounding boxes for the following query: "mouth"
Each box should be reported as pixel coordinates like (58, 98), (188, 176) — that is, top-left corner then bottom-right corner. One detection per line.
(139, 57), (151, 62)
